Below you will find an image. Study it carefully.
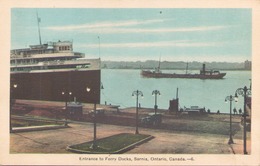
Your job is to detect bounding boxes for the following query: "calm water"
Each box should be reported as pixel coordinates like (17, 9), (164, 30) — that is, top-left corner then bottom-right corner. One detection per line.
(101, 69), (251, 114)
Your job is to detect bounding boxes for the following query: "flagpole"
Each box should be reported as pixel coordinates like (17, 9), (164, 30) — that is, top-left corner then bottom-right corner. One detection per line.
(36, 11), (42, 45)
(98, 36), (100, 59)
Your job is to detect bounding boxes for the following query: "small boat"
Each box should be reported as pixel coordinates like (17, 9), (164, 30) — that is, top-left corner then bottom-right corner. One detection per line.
(141, 62), (226, 79)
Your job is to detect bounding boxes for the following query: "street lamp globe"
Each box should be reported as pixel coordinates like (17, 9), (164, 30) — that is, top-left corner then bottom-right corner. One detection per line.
(234, 93), (239, 102)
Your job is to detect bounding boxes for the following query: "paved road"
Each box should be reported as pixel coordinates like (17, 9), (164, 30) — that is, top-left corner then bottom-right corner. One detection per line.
(10, 122), (234, 154)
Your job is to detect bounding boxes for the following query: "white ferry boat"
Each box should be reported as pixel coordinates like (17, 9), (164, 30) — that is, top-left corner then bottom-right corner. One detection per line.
(10, 40), (101, 103)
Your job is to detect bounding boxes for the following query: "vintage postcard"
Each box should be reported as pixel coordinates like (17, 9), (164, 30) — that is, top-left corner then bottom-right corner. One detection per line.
(0, 0), (260, 165)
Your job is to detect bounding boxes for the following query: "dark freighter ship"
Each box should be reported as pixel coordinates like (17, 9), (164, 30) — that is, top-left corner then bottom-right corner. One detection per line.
(141, 63), (226, 79)
(10, 40), (101, 103)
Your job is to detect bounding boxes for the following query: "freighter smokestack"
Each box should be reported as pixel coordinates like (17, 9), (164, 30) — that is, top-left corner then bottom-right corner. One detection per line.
(202, 64), (206, 74)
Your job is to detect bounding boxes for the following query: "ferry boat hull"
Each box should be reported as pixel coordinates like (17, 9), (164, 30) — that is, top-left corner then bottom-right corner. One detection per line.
(11, 70), (101, 103)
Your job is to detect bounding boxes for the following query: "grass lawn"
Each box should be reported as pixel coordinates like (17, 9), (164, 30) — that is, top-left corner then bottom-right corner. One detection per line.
(162, 118), (241, 135)
(68, 133), (152, 154)
(11, 119), (63, 127)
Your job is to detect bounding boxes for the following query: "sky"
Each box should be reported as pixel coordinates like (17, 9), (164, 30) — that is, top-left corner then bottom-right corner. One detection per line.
(11, 8), (251, 62)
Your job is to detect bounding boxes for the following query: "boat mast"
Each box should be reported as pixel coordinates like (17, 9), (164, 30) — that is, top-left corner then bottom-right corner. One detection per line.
(158, 57), (161, 70)
(185, 62), (188, 74)
(155, 56), (161, 73)
(36, 11), (42, 45)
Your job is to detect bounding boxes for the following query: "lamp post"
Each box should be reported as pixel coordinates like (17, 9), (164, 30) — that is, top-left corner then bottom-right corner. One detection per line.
(235, 86), (251, 154)
(91, 102), (97, 150)
(86, 87), (97, 149)
(152, 90), (161, 115)
(225, 95), (236, 144)
(61, 91), (72, 126)
(10, 83), (18, 133)
(132, 90), (143, 134)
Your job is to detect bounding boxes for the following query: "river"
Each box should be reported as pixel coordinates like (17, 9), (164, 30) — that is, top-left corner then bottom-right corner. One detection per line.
(101, 69), (251, 114)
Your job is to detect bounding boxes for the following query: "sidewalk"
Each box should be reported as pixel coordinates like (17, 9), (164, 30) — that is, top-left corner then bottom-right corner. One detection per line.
(230, 132), (251, 154)
(10, 122), (235, 154)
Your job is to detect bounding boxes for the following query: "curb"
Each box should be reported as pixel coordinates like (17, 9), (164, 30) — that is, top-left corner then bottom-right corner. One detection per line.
(114, 135), (154, 154)
(11, 125), (70, 133)
(66, 134), (154, 154)
(228, 144), (236, 154)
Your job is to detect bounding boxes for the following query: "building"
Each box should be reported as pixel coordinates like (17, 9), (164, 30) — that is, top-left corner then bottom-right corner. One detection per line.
(244, 60), (252, 70)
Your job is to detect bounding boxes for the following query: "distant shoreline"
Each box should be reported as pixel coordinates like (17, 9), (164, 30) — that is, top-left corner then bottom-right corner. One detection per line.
(101, 60), (251, 71)
(101, 68), (251, 71)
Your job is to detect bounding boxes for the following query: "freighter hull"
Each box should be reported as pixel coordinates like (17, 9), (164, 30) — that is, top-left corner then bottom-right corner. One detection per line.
(141, 70), (226, 79)
(11, 70), (101, 103)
